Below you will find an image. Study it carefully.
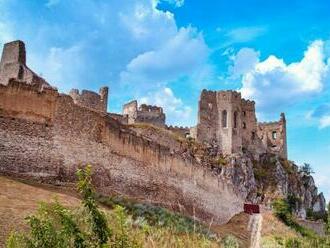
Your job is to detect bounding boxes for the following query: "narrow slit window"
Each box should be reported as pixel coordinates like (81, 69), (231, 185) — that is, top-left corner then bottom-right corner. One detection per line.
(243, 122), (246, 129)
(222, 110), (227, 128)
(234, 111), (238, 128)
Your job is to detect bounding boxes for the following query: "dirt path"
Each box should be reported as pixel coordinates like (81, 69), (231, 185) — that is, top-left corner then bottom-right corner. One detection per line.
(248, 214), (263, 248)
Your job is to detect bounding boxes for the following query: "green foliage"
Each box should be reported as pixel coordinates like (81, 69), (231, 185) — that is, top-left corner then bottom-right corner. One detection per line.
(77, 165), (111, 246)
(272, 198), (316, 238)
(327, 202), (330, 235)
(96, 194), (211, 236)
(221, 235), (239, 248)
(299, 163), (314, 175)
(306, 208), (327, 222)
(6, 165), (222, 248)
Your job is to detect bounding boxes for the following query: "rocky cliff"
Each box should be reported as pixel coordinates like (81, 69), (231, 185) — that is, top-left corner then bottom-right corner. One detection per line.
(131, 125), (326, 218)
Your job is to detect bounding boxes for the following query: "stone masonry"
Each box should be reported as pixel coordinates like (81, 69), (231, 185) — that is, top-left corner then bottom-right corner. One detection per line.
(69, 87), (109, 113)
(0, 40), (245, 225)
(196, 90), (287, 159)
(123, 100), (166, 127)
(0, 40), (51, 90)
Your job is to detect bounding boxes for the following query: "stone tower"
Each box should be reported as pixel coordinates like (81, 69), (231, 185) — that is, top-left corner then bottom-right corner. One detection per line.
(0, 40), (49, 88)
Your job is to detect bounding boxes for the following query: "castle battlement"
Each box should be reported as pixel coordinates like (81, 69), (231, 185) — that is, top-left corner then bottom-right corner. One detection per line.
(123, 100), (166, 127)
(69, 87), (108, 113)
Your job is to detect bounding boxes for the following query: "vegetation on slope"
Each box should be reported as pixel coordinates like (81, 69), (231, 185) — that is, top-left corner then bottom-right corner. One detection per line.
(263, 198), (330, 247)
(6, 166), (240, 248)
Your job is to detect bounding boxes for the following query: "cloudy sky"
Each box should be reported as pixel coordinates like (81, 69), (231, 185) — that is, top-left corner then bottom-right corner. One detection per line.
(0, 0), (329, 199)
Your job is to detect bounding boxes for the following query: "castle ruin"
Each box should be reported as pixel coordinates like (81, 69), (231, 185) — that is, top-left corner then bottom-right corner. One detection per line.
(122, 100), (166, 127)
(195, 90), (287, 159)
(0, 40), (293, 225)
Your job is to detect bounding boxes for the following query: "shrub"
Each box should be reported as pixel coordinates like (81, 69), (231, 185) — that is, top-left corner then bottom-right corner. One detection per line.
(221, 235), (239, 248)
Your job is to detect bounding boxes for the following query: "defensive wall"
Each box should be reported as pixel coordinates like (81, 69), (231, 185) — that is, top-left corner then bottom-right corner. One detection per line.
(0, 79), (244, 225)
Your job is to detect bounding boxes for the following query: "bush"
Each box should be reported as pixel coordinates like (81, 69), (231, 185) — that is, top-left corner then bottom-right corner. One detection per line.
(221, 235), (239, 248)
(6, 165), (222, 248)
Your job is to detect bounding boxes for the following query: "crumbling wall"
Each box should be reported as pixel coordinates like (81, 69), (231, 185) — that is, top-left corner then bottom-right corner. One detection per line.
(257, 113), (287, 159)
(0, 40), (50, 89)
(166, 125), (190, 138)
(69, 87), (108, 113)
(196, 90), (218, 145)
(123, 100), (165, 127)
(0, 80), (245, 225)
(123, 100), (138, 124)
(197, 90), (244, 155)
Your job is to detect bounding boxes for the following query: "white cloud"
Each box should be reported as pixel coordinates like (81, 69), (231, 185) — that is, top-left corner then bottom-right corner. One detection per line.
(320, 115), (330, 129)
(139, 87), (192, 125)
(120, 26), (209, 88)
(228, 48), (260, 78)
(226, 26), (267, 43)
(158, 0), (185, 7)
(29, 44), (86, 92)
(307, 104), (330, 129)
(232, 40), (330, 113)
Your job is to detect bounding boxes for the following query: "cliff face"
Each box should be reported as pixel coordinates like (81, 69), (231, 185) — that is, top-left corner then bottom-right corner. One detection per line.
(131, 126), (326, 217)
(224, 153), (326, 218)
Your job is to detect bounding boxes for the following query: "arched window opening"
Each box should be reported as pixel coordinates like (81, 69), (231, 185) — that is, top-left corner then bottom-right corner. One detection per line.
(243, 122), (246, 129)
(243, 111), (246, 117)
(234, 111), (238, 128)
(222, 110), (227, 128)
(272, 131), (277, 140)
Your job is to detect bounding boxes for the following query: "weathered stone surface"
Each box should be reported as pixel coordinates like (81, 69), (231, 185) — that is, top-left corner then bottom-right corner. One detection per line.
(123, 100), (166, 127)
(196, 89), (287, 159)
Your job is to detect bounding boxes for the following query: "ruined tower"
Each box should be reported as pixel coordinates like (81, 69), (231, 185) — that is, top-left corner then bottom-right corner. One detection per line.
(123, 100), (166, 127)
(69, 86), (109, 113)
(257, 113), (288, 159)
(196, 89), (287, 158)
(0, 40), (49, 88)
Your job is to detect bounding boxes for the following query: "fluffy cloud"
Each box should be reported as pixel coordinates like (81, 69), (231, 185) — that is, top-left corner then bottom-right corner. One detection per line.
(0, 0), (210, 104)
(120, 27), (208, 87)
(231, 40), (330, 113)
(29, 44), (86, 91)
(307, 104), (330, 129)
(139, 87), (192, 125)
(225, 26), (267, 44)
(158, 0), (185, 7)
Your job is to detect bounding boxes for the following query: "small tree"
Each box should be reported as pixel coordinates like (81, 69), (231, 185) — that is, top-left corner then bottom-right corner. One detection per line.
(7, 165), (111, 248)
(300, 163), (314, 175)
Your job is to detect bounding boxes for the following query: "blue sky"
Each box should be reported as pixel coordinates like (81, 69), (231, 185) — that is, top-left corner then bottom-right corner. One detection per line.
(0, 0), (329, 200)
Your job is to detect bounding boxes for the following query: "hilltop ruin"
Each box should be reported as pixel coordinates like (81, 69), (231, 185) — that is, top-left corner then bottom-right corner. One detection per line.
(0, 40), (325, 224)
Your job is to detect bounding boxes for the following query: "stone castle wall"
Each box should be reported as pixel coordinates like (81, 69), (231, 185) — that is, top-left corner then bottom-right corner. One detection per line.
(69, 87), (108, 113)
(0, 79), (244, 225)
(258, 113), (288, 159)
(196, 89), (286, 158)
(0, 40), (50, 89)
(123, 100), (166, 127)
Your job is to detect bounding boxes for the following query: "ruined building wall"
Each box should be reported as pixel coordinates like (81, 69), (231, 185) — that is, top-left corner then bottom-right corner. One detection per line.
(258, 113), (288, 159)
(216, 91), (243, 154)
(166, 125), (190, 138)
(196, 90), (218, 145)
(122, 100), (138, 124)
(0, 80), (245, 225)
(241, 99), (258, 148)
(69, 87), (108, 113)
(0, 40), (50, 89)
(123, 100), (166, 127)
(197, 90), (245, 154)
(197, 89), (285, 157)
